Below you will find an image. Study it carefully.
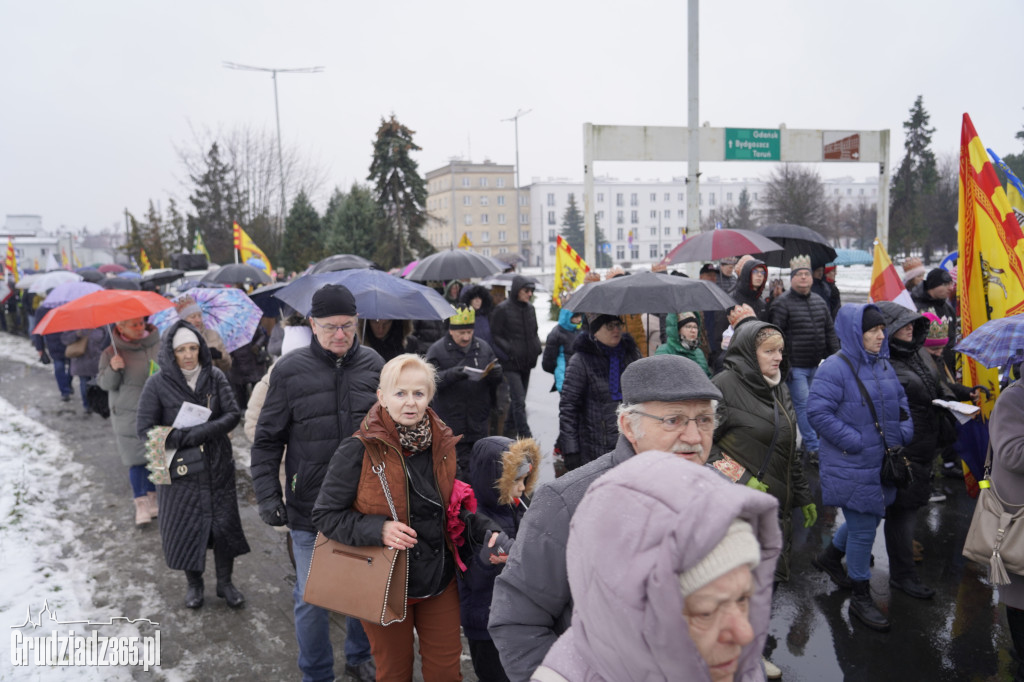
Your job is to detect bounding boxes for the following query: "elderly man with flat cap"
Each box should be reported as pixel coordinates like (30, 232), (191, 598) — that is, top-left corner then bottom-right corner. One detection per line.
(488, 354), (723, 682)
(250, 283), (382, 682)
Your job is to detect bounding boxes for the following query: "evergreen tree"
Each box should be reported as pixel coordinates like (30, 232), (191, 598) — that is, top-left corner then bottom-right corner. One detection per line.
(187, 142), (246, 263)
(280, 191), (323, 271)
(734, 188), (755, 230)
(889, 95), (938, 255)
(761, 164), (828, 232)
(143, 201), (167, 266)
(594, 215), (612, 269)
(560, 194), (585, 254)
(367, 115), (433, 269)
(165, 198), (189, 255)
(324, 183), (384, 260)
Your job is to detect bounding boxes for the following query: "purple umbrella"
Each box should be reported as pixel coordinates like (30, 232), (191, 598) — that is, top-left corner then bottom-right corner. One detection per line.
(41, 281), (103, 307)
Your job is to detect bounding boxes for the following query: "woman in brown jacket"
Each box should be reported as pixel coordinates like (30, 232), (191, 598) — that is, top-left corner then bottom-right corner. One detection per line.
(312, 354), (498, 681)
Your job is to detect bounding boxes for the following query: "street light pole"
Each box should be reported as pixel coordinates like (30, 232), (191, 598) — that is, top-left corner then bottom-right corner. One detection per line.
(223, 61), (324, 244)
(502, 109), (532, 265)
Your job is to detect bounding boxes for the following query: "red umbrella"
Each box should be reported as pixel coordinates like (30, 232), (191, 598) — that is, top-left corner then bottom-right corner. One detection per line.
(98, 263), (127, 274)
(33, 289), (173, 335)
(661, 228), (782, 266)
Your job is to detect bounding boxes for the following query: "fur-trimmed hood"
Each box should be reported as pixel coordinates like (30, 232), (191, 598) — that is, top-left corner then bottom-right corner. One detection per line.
(468, 436), (541, 512)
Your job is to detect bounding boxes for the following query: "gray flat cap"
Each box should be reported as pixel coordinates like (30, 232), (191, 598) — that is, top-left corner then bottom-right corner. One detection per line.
(621, 355), (722, 404)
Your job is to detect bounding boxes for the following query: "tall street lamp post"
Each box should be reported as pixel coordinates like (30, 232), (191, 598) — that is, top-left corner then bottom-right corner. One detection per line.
(502, 108), (531, 266)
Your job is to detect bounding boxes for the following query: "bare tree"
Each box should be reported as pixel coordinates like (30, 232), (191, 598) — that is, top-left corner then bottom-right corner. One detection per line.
(760, 164), (828, 233)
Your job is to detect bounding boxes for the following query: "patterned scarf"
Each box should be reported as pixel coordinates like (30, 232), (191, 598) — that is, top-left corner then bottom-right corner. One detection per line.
(395, 414), (433, 455)
(598, 340), (627, 402)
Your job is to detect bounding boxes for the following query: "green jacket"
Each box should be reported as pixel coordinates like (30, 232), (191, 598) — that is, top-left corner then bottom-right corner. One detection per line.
(708, 321), (811, 513)
(655, 312), (710, 376)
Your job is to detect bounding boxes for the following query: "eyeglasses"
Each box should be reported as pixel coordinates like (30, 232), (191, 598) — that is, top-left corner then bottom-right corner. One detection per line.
(314, 319), (357, 335)
(633, 410), (716, 433)
(602, 321), (625, 330)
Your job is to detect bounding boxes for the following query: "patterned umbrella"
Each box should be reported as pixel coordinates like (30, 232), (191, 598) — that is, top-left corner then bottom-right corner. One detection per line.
(41, 281), (103, 307)
(954, 313), (1024, 369)
(148, 288), (264, 352)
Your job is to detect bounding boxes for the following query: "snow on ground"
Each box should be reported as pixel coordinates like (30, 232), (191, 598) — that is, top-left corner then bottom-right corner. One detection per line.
(0, 396), (138, 680)
(0, 332), (46, 369)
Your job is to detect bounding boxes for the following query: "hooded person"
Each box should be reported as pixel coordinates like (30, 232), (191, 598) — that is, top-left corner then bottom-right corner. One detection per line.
(175, 295), (231, 373)
(460, 436), (541, 682)
(135, 321), (249, 609)
(708, 320), (813, 584)
(490, 275), (543, 439)
(732, 258), (770, 321)
(910, 267), (957, 371)
(460, 283), (496, 347)
(558, 313), (642, 470)
(533, 450), (781, 682)
(656, 311), (711, 377)
(542, 307), (583, 393)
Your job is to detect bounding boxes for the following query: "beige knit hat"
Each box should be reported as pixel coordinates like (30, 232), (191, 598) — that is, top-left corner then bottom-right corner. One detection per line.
(678, 519), (761, 597)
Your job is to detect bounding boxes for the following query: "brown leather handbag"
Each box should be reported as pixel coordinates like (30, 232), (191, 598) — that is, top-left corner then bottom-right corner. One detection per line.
(303, 446), (409, 626)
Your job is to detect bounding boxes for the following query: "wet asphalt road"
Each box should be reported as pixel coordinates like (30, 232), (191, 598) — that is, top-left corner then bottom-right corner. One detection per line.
(2, 336), (1020, 682)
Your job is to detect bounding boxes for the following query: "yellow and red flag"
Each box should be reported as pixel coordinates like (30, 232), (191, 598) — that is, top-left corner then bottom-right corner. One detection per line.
(61, 248), (70, 269)
(868, 239), (915, 310)
(140, 249), (151, 272)
(73, 253), (82, 268)
(233, 222), (271, 274)
(957, 113), (1024, 414)
(553, 235), (590, 306)
(5, 239), (19, 283)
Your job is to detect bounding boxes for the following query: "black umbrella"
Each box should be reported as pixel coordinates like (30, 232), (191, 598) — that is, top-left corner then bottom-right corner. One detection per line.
(141, 269), (185, 289)
(404, 249), (504, 281)
(202, 263), (272, 286)
(249, 281), (291, 318)
(756, 224), (837, 269)
(75, 267), (104, 283)
(309, 254), (377, 274)
(563, 271), (735, 315)
(99, 277), (142, 291)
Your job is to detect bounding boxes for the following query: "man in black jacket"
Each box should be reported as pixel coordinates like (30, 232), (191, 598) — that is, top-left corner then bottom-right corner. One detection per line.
(250, 284), (382, 682)
(426, 305), (504, 479)
(911, 267), (957, 372)
(769, 255), (840, 463)
(490, 275), (542, 439)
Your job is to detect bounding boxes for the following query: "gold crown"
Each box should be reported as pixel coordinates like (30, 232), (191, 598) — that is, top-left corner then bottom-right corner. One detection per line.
(449, 305), (476, 327)
(789, 254), (812, 272)
(927, 318), (949, 340)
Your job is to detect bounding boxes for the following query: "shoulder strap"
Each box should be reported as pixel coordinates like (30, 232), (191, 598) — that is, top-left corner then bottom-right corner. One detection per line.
(838, 352), (885, 441)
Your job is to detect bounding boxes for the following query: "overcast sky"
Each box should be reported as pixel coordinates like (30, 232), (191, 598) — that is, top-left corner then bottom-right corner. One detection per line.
(2, 0), (1021, 235)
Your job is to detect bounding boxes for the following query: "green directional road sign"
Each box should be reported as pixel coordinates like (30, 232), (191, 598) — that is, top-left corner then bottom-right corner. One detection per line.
(725, 128), (780, 161)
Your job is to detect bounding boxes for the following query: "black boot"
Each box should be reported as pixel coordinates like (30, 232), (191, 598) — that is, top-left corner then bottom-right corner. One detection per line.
(849, 580), (889, 632)
(215, 551), (245, 608)
(184, 570), (204, 609)
(812, 543), (852, 589)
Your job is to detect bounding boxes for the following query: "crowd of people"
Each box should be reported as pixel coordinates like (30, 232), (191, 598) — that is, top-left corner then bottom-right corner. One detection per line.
(5, 246), (1019, 682)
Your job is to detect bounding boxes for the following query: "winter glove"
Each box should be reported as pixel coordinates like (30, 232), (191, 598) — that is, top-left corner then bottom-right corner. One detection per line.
(258, 499), (288, 527)
(449, 366), (468, 381)
(745, 476), (769, 493)
(802, 503), (818, 528)
(39, 350), (51, 365)
(209, 348), (222, 360)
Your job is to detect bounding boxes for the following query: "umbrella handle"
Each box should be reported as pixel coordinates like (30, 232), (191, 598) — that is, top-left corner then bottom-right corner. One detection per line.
(107, 323), (119, 358)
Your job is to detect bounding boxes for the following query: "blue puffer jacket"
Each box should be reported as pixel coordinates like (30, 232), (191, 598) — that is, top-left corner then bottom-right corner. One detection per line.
(808, 304), (913, 516)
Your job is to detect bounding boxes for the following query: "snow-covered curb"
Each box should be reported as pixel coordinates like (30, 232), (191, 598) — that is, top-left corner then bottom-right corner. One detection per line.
(0, 332), (47, 369)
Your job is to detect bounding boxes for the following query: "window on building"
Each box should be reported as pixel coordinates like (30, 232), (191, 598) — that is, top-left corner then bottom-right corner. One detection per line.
(616, 246), (625, 260)
(482, 247), (491, 256)
(520, 230), (529, 242)
(497, 178), (506, 188)
(664, 245), (671, 256)
(664, 226), (672, 235)
(616, 210), (624, 224)
(650, 244), (659, 258)
(630, 193), (638, 206)
(547, 193), (555, 206)
(597, 192), (604, 203)
(596, 210), (604, 220)
(699, 194), (703, 205)
(677, 210), (684, 219)
(859, 188), (864, 196)
(677, 192), (684, 201)
(549, 244), (557, 255)
(664, 193), (671, 201)
(481, 214), (489, 224)
(664, 209), (670, 218)
(480, 178), (488, 187)
(649, 210), (656, 219)
(480, 196), (489, 206)
(616, 193), (623, 207)
(481, 231), (490, 243)
(650, 193), (657, 202)
(462, 178), (471, 187)
(547, 211), (556, 225)
(726, 192), (733, 202)
(630, 210), (639, 224)
(649, 227), (657, 237)
(847, 188), (852, 195)
(616, 228), (624, 240)
(630, 248), (639, 259)
(519, 195), (528, 206)
(497, 195), (505, 206)
(499, 247), (508, 254)
(548, 229), (556, 241)
(464, 215), (473, 225)
(520, 212), (528, 224)
(463, 196), (472, 206)
(498, 231), (507, 242)
(498, 213), (506, 224)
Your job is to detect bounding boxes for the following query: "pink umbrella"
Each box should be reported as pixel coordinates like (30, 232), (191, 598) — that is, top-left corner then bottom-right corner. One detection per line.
(400, 260), (420, 278)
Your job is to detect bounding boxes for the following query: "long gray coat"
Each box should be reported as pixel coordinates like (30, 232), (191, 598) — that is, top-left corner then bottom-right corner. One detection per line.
(989, 380), (1024, 609)
(96, 325), (161, 466)
(60, 328), (107, 377)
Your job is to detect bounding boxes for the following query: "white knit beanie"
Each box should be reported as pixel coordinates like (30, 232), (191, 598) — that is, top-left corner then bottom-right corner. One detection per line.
(172, 327), (200, 350)
(677, 519), (761, 597)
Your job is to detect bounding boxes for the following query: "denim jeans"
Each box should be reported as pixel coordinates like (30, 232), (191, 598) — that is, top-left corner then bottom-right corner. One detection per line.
(832, 508), (882, 582)
(78, 375), (93, 410)
(787, 366), (819, 453)
(128, 465), (156, 498)
(290, 529), (372, 682)
(53, 358), (72, 397)
(503, 370), (533, 439)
